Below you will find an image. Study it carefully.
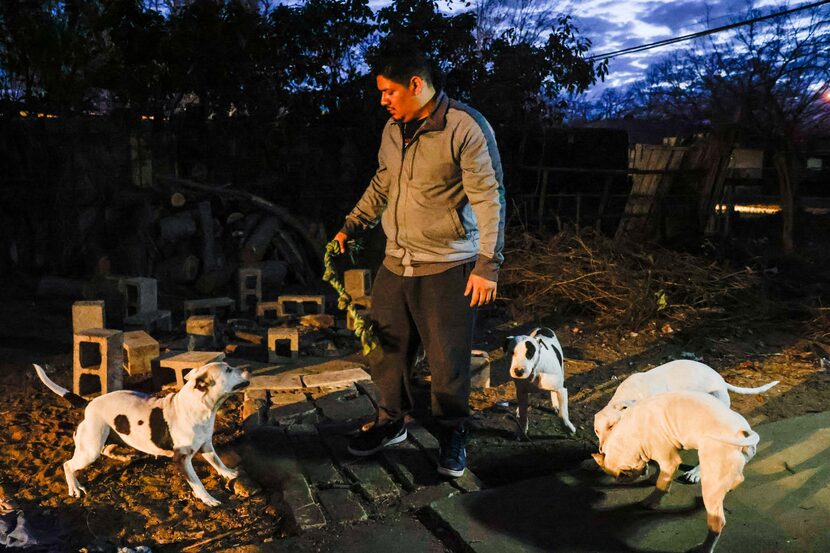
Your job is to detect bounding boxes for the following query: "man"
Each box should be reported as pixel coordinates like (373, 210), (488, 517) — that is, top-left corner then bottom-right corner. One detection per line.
(334, 42), (505, 478)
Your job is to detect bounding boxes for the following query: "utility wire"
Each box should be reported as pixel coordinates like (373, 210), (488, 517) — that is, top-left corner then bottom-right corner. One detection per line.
(587, 0), (830, 61)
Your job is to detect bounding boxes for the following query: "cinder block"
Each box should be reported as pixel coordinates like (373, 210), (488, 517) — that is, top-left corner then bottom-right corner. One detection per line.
(352, 295), (372, 309)
(470, 350), (490, 390)
(277, 295), (325, 317)
(256, 301), (282, 320)
(73, 329), (123, 397)
(238, 267), (262, 312)
(122, 330), (159, 376)
(346, 305), (369, 331)
(124, 309), (172, 333)
(267, 327), (300, 362)
(344, 269), (372, 299)
(183, 297), (235, 319)
(72, 301), (106, 334)
(186, 315), (217, 350)
(156, 350), (225, 390)
(122, 277), (157, 317)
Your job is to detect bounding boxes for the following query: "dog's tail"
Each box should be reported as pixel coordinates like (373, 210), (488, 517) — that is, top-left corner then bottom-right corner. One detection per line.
(724, 380), (779, 395)
(33, 364), (88, 408)
(707, 429), (760, 448)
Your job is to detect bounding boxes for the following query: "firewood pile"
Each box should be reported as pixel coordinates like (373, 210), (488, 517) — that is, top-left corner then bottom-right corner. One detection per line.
(499, 228), (767, 327)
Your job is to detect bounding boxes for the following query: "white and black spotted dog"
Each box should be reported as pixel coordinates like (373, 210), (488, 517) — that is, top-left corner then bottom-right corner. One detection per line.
(504, 327), (576, 435)
(34, 362), (250, 507)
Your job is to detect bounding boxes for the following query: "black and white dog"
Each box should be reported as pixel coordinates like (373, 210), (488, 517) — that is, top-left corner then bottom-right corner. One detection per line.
(504, 327), (576, 435)
(34, 362), (250, 506)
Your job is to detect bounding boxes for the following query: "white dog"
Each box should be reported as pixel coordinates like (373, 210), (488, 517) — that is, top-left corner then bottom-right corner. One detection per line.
(592, 391), (759, 553)
(505, 327), (576, 435)
(594, 359), (776, 482)
(34, 362), (250, 506)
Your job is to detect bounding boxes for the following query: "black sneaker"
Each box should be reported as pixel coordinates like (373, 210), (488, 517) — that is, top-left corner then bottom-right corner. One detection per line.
(347, 418), (407, 457)
(437, 425), (467, 478)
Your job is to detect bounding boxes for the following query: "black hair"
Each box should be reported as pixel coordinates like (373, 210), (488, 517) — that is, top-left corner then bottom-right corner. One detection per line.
(370, 36), (437, 88)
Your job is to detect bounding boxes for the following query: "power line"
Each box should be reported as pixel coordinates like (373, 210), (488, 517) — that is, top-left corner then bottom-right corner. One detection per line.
(586, 0), (830, 62)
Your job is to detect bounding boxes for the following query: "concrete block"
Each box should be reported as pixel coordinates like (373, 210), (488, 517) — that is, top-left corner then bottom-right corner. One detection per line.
(122, 330), (159, 376)
(317, 488), (367, 523)
(238, 267), (262, 312)
(186, 314), (217, 350)
(277, 295), (325, 316)
(72, 301), (106, 334)
(346, 305), (369, 331)
(352, 295), (372, 309)
(470, 350), (491, 390)
(344, 269), (372, 299)
(269, 401), (317, 426)
(248, 373), (304, 392)
(183, 297), (234, 319)
(122, 277), (157, 317)
(267, 327), (300, 362)
(157, 350), (225, 390)
(315, 389), (376, 424)
(355, 380), (381, 407)
(256, 300), (282, 320)
(302, 367), (371, 389)
(299, 314), (335, 329)
(124, 309), (172, 333)
(73, 328), (123, 397)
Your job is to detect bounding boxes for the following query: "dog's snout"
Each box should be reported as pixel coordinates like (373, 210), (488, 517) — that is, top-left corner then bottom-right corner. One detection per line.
(515, 368), (524, 377)
(241, 370), (252, 381)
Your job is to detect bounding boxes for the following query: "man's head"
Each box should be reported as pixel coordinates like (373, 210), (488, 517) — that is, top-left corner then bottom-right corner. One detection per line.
(372, 41), (437, 122)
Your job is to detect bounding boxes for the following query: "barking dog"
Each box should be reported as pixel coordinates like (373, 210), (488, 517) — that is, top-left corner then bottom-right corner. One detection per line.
(593, 359), (776, 482)
(592, 392), (759, 553)
(505, 327), (576, 435)
(34, 362), (250, 506)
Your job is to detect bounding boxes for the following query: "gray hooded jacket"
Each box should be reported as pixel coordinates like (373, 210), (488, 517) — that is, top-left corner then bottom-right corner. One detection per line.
(340, 91), (505, 281)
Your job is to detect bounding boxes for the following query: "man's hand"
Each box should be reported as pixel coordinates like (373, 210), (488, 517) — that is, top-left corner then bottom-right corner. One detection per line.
(334, 232), (348, 254)
(464, 273), (497, 307)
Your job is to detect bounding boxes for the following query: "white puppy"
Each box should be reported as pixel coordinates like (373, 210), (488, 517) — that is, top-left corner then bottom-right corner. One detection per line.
(594, 359), (776, 482)
(505, 327), (576, 435)
(592, 391), (759, 553)
(34, 362), (250, 506)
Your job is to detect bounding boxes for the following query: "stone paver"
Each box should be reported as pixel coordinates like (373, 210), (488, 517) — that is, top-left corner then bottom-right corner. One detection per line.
(249, 373), (304, 391)
(287, 424), (346, 487)
(269, 401), (318, 426)
(429, 411), (830, 553)
(302, 367), (371, 388)
(315, 389), (376, 424)
(317, 488), (368, 523)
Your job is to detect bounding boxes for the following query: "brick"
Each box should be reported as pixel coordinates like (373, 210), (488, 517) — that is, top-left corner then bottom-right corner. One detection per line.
(270, 391), (308, 406)
(302, 368), (371, 388)
(73, 329), (124, 397)
(267, 327), (299, 362)
(345, 459), (400, 502)
(244, 389), (268, 402)
(382, 440), (441, 492)
(287, 424), (346, 487)
(277, 479), (327, 533)
(122, 330), (159, 376)
(344, 269), (372, 299)
(317, 488), (367, 523)
(157, 350), (225, 390)
(399, 482), (460, 511)
(277, 295), (325, 316)
(248, 373), (303, 391)
(72, 301), (106, 334)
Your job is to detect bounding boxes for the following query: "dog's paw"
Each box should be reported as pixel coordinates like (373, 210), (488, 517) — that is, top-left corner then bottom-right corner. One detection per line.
(681, 466), (702, 484)
(219, 468), (239, 481)
(195, 492), (222, 507)
(67, 484), (86, 498)
(564, 421), (577, 434)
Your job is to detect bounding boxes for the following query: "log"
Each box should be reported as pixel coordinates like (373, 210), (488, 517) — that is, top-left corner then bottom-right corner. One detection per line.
(240, 216), (280, 265)
(260, 260), (289, 288)
(156, 254), (200, 283)
(170, 192), (186, 207)
(158, 212), (196, 242)
(198, 200), (217, 272)
(36, 276), (86, 299)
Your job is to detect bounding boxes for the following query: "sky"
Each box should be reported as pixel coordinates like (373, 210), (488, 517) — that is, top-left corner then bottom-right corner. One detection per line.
(566, 0), (784, 88)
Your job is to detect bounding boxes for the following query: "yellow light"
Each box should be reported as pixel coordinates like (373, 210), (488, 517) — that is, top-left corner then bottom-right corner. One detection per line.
(715, 204), (782, 214)
(19, 110), (28, 117)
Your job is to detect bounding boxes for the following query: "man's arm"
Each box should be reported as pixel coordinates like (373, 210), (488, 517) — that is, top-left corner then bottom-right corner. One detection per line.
(459, 117), (506, 305)
(339, 125), (393, 242)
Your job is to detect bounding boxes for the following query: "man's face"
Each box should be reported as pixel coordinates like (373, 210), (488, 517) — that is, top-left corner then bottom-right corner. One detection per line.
(377, 75), (421, 122)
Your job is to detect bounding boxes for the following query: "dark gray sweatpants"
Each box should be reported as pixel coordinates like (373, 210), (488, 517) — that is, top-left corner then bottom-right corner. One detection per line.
(370, 262), (476, 428)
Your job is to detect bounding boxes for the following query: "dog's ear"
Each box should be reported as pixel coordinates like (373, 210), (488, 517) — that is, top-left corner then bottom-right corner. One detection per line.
(194, 374), (215, 392)
(524, 340), (536, 360)
(503, 336), (517, 354)
(591, 452), (606, 468)
(184, 364), (210, 382)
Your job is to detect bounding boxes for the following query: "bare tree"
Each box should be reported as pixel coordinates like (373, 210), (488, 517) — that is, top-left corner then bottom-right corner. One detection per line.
(633, 2), (830, 253)
(473, 0), (572, 48)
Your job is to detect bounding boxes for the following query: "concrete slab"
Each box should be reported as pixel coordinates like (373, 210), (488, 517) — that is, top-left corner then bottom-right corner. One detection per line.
(317, 488), (367, 523)
(302, 367), (371, 388)
(249, 374), (304, 391)
(429, 411), (830, 553)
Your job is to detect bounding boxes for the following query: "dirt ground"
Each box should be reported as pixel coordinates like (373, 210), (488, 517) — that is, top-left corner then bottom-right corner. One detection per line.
(1, 239), (830, 552)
